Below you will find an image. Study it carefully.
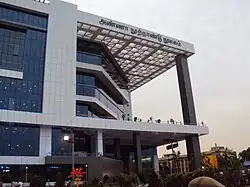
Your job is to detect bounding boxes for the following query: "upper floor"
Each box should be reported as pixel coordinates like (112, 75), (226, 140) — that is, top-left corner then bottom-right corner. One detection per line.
(0, 0), (207, 135)
(0, 1), (131, 120)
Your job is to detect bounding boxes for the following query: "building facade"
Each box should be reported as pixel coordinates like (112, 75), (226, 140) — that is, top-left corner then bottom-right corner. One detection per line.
(159, 145), (235, 174)
(0, 0), (208, 182)
(159, 154), (190, 174)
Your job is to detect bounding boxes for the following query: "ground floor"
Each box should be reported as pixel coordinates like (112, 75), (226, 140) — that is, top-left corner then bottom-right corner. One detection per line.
(0, 155), (158, 182)
(0, 122), (161, 182)
(0, 120), (205, 182)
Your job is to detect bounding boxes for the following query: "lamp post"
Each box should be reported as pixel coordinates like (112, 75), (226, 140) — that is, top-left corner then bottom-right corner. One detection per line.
(64, 130), (75, 186)
(85, 165), (88, 181)
(25, 166), (28, 183)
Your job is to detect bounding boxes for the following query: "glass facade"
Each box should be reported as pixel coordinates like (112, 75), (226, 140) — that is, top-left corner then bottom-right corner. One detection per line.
(0, 5), (47, 113)
(77, 52), (102, 65)
(51, 128), (91, 156)
(77, 39), (128, 89)
(0, 122), (40, 156)
(0, 6), (48, 29)
(76, 104), (88, 117)
(51, 128), (71, 156)
(76, 72), (123, 118)
(76, 72), (123, 104)
(0, 27), (25, 71)
(141, 148), (157, 157)
(76, 73), (95, 97)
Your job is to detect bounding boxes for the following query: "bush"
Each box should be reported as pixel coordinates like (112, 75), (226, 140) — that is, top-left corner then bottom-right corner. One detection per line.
(116, 173), (139, 187)
(55, 172), (65, 187)
(30, 175), (45, 187)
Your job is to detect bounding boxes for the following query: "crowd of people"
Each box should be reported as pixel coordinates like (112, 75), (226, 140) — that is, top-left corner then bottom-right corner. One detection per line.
(129, 116), (206, 126)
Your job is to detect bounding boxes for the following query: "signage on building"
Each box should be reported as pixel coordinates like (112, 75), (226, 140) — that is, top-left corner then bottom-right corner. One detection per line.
(203, 155), (218, 169)
(99, 19), (181, 47)
(166, 143), (179, 150)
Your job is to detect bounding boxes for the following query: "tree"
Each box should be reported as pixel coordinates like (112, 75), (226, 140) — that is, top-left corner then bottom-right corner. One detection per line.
(217, 152), (242, 170)
(55, 172), (65, 187)
(239, 147), (250, 162)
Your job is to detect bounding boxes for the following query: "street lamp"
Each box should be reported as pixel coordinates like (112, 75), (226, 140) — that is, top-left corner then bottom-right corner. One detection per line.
(63, 135), (70, 141)
(85, 165), (88, 181)
(25, 167), (28, 183)
(63, 130), (75, 185)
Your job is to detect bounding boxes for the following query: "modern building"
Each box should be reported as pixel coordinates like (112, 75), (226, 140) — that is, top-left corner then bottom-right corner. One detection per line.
(159, 153), (190, 174)
(0, 0), (208, 182)
(159, 145), (235, 174)
(204, 145), (236, 157)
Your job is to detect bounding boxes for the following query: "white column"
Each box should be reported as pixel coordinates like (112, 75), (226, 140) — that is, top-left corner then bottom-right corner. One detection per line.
(153, 155), (159, 172)
(39, 126), (52, 156)
(96, 129), (103, 156)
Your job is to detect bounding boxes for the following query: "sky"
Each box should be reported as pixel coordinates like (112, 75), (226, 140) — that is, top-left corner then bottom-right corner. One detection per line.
(64, 0), (250, 156)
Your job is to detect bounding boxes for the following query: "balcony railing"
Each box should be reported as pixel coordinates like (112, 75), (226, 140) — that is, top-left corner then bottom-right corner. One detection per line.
(75, 113), (207, 127)
(76, 84), (123, 119)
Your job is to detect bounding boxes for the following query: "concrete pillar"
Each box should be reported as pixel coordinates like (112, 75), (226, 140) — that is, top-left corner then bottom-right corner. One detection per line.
(175, 54), (201, 170)
(114, 138), (121, 159)
(133, 132), (142, 173)
(121, 147), (130, 173)
(96, 129), (103, 157)
(152, 155), (159, 173)
(39, 126), (52, 156)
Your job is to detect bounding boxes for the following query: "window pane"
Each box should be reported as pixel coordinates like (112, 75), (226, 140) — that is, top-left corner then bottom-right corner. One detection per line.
(76, 104), (88, 117)
(8, 98), (15, 110)
(13, 43), (20, 56)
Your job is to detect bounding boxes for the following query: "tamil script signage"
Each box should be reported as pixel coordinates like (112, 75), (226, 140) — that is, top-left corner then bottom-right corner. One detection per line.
(99, 19), (181, 47)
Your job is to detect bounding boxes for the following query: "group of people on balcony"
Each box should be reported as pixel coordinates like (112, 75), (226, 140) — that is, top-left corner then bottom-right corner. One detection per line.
(121, 114), (205, 126)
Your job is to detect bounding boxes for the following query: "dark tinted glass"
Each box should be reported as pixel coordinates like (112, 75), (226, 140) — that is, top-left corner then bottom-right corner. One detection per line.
(141, 148), (157, 157)
(76, 72), (123, 104)
(51, 128), (71, 156)
(76, 84), (95, 97)
(77, 52), (102, 65)
(0, 6), (48, 29)
(76, 73), (95, 85)
(76, 104), (88, 117)
(0, 122), (40, 156)
(0, 27), (25, 71)
(0, 7), (47, 113)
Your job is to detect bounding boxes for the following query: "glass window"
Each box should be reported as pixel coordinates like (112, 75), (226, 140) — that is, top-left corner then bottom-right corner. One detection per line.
(84, 75), (95, 86)
(76, 52), (102, 65)
(51, 128), (71, 156)
(8, 98), (15, 110)
(76, 104), (88, 117)
(0, 122), (40, 156)
(0, 27), (25, 71)
(13, 43), (20, 56)
(0, 6), (48, 29)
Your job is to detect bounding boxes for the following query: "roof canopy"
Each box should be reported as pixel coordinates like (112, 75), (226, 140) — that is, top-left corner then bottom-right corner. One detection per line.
(77, 12), (195, 92)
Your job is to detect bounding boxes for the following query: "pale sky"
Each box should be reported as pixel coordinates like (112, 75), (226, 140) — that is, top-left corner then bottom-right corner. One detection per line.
(64, 0), (250, 156)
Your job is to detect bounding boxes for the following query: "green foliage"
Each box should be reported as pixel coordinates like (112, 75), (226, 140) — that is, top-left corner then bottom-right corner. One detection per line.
(54, 172), (65, 187)
(30, 175), (45, 187)
(147, 170), (164, 187)
(115, 173), (139, 187)
(217, 153), (241, 170)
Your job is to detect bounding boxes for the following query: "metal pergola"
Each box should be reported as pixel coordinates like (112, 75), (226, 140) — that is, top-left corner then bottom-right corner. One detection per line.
(77, 20), (194, 92)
